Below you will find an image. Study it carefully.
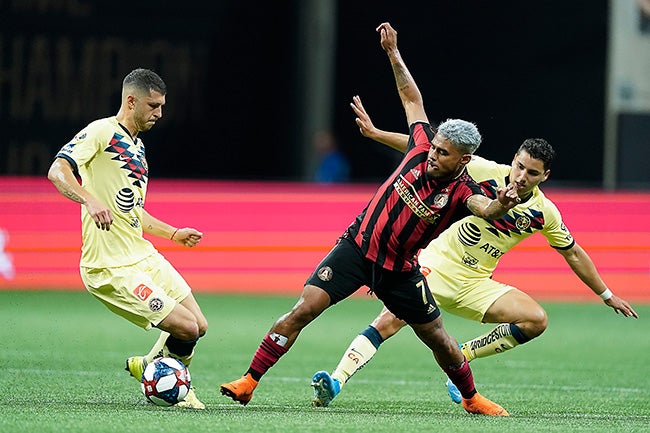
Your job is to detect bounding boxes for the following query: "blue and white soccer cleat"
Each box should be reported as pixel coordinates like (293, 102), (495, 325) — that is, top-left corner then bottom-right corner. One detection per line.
(311, 371), (341, 407)
(445, 378), (462, 404)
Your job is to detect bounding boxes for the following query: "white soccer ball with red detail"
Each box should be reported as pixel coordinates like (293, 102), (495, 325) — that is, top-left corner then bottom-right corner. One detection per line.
(141, 357), (191, 406)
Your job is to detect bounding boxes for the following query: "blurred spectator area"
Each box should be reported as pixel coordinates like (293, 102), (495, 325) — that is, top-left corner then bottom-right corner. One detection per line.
(2, 0), (649, 188)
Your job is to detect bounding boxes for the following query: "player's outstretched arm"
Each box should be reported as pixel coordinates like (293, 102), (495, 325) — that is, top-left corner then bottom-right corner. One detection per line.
(142, 210), (202, 248)
(556, 243), (639, 318)
(377, 22), (427, 126)
(350, 95), (409, 153)
(466, 183), (521, 220)
(47, 158), (113, 231)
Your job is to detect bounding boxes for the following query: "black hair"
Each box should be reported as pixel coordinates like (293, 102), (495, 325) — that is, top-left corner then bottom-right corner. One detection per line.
(518, 138), (555, 170)
(123, 68), (167, 95)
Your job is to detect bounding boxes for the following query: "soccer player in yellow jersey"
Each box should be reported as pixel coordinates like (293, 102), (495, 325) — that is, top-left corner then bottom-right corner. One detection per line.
(48, 68), (208, 409)
(310, 95), (639, 407)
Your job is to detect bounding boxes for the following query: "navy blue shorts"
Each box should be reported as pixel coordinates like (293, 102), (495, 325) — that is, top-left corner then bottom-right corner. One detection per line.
(304, 237), (440, 324)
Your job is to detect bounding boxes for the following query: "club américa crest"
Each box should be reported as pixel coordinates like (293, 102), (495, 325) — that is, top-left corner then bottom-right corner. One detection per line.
(515, 215), (531, 231)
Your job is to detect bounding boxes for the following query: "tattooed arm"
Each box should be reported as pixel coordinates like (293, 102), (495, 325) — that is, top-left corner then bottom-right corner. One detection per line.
(47, 158), (113, 231)
(378, 22), (428, 127)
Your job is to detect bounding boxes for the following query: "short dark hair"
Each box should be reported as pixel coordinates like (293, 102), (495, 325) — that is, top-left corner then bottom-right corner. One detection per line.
(123, 68), (167, 95)
(518, 138), (555, 170)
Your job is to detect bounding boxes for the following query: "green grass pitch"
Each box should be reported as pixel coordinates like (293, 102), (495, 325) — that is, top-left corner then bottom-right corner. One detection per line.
(1, 291), (648, 433)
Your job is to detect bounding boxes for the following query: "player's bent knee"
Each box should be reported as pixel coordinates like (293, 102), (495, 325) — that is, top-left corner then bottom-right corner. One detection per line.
(528, 308), (548, 337)
(197, 318), (208, 337)
(198, 322), (208, 337)
(170, 321), (200, 341)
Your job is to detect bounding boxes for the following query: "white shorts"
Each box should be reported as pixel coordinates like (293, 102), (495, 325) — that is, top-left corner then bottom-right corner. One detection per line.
(81, 252), (191, 330)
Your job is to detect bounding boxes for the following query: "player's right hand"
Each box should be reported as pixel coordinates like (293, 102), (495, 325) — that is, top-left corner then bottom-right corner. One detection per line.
(85, 198), (113, 230)
(350, 95), (377, 139)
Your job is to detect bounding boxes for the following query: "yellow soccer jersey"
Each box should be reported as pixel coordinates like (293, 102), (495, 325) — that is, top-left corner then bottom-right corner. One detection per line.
(56, 116), (156, 268)
(419, 156), (575, 280)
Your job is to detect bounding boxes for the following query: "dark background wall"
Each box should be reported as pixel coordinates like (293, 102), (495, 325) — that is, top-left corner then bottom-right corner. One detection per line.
(0, 0), (608, 185)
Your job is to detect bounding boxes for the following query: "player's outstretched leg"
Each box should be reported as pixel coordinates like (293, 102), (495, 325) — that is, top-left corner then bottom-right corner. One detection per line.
(220, 373), (259, 406)
(445, 378), (462, 404)
(125, 331), (170, 382)
(311, 371), (341, 407)
(462, 392), (509, 416)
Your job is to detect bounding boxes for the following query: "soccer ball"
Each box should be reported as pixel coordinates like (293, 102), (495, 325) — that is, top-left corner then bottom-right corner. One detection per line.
(141, 357), (191, 406)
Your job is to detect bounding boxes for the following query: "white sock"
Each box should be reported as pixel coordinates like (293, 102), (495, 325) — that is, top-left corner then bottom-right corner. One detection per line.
(331, 334), (378, 387)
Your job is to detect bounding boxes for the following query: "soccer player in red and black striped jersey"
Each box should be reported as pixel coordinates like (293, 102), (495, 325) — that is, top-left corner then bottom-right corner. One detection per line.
(220, 22), (519, 416)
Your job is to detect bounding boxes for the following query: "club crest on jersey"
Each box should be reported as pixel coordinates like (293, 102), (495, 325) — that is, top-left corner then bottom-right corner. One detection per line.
(149, 297), (164, 312)
(433, 193), (449, 208)
(317, 266), (333, 282)
(515, 215), (531, 231)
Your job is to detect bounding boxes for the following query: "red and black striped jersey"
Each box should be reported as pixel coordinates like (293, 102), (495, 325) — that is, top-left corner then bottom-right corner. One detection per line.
(346, 122), (484, 272)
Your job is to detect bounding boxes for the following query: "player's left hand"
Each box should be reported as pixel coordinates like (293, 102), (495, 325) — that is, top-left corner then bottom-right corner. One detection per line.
(172, 227), (203, 248)
(605, 295), (639, 318)
(377, 22), (398, 53)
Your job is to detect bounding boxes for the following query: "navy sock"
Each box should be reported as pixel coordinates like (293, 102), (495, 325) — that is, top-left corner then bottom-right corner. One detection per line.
(509, 323), (531, 344)
(165, 335), (198, 357)
(359, 325), (384, 349)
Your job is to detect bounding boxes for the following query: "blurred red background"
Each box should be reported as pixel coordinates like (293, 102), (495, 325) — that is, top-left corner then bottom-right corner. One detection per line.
(1, 178), (648, 302)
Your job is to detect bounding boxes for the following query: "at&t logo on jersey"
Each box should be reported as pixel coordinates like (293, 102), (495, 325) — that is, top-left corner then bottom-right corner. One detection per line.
(457, 222), (481, 246)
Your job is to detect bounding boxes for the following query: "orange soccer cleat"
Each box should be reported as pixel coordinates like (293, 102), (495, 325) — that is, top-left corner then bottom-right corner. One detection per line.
(462, 392), (510, 416)
(219, 373), (259, 406)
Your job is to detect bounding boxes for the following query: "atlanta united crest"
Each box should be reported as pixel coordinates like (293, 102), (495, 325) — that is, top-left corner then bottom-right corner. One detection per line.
(433, 193), (449, 208)
(317, 266), (333, 282)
